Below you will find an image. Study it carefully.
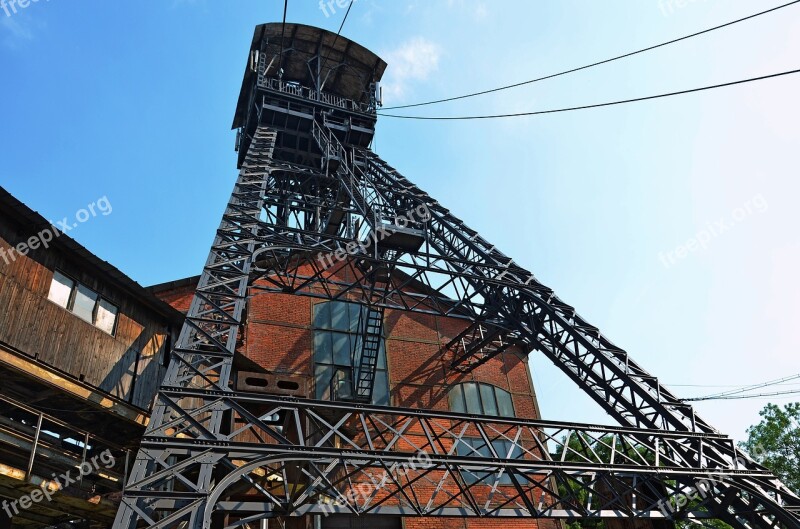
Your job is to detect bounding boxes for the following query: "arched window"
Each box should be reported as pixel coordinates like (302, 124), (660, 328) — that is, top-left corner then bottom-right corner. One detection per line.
(448, 383), (518, 485)
(312, 301), (389, 405)
(447, 382), (515, 418)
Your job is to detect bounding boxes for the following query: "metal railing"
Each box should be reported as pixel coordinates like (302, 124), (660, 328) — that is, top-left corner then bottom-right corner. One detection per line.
(258, 76), (377, 115)
(0, 394), (130, 494)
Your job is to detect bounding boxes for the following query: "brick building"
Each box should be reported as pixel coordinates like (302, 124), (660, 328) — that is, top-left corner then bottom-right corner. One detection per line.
(0, 187), (182, 528)
(0, 184), (552, 529)
(0, 19), (676, 529)
(147, 263), (549, 529)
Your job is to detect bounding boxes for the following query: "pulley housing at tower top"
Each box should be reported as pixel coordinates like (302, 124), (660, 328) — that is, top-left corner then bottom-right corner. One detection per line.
(232, 23), (387, 168)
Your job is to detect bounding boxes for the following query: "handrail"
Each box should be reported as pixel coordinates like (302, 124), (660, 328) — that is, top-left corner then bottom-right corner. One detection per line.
(259, 76), (377, 115)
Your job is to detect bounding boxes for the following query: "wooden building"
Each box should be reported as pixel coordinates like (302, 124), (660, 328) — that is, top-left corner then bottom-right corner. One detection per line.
(0, 187), (183, 529)
(0, 185), (666, 529)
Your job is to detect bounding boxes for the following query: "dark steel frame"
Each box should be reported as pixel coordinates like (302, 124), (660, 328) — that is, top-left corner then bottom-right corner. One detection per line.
(113, 26), (800, 529)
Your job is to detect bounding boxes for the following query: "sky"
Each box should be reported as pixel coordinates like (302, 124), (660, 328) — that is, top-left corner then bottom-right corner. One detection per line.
(1, 0), (799, 442)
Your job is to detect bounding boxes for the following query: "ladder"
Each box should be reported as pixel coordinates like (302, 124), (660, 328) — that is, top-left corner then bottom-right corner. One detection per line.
(352, 306), (385, 402)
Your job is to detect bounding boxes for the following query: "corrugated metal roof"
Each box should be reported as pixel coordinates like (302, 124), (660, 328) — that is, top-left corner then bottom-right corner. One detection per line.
(233, 22), (387, 129)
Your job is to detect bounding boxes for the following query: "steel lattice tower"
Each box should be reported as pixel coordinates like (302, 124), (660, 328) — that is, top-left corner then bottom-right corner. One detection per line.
(112, 23), (800, 529)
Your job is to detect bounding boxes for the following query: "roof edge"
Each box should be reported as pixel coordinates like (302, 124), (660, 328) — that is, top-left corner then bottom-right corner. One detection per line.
(0, 186), (185, 325)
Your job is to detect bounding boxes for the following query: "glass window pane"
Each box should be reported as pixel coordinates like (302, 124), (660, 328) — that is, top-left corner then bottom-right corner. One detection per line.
(463, 383), (480, 414)
(72, 284), (98, 323)
(313, 331), (333, 365)
(47, 271), (74, 308)
(95, 299), (118, 334)
(314, 364), (333, 400)
(492, 439), (513, 459)
(456, 437), (479, 457)
(480, 384), (499, 416)
(476, 438), (491, 458)
(313, 302), (332, 329)
(496, 389), (515, 418)
(457, 438), (492, 485)
(352, 335), (364, 367)
(348, 303), (363, 333)
(492, 440), (518, 485)
(456, 438), (519, 487)
(372, 370), (389, 406)
(448, 385), (465, 414)
(331, 367), (352, 400)
(331, 332), (351, 365)
(377, 339), (387, 369)
(330, 301), (349, 331)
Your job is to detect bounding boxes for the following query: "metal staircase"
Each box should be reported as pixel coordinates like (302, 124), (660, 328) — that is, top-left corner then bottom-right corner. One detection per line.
(111, 22), (800, 529)
(352, 305), (385, 402)
(313, 118), (388, 404)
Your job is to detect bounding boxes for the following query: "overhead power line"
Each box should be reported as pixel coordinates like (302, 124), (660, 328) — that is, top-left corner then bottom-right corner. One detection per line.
(377, 68), (800, 120)
(683, 389), (800, 402)
(381, 0), (800, 111)
(686, 373), (800, 400)
(278, 0), (289, 76)
(320, 0), (354, 76)
(667, 382), (800, 388)
(682, 373), (800, 402)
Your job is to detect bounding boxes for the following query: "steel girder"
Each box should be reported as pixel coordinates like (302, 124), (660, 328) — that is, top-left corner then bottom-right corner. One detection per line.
(112, 116), (800, 529)
(113, 128), (278, 529)
(242, 120), (800, 527)
(119, 390), (781, 529)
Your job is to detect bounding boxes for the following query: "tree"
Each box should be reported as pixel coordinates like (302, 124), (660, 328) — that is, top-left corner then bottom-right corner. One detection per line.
(739, 402), (800, 494)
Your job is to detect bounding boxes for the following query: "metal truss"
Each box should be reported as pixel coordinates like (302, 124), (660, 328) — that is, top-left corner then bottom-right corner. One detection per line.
(244, 122), (800, 528)
(113, 128), (278, 529)
(119, 391), (788, 528)
(112, 119), (800, 529)
(113, 32), (800, 527)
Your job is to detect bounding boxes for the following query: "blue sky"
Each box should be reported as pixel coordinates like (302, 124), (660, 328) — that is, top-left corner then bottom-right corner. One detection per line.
(1, 0), (799, 441)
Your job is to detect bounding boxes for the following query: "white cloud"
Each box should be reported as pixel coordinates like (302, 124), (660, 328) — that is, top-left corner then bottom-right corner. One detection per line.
(381, 37), (441, 104)
(1, 15), (34, 49)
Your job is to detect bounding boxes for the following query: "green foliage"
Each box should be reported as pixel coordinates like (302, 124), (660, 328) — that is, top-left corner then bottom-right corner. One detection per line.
(739, 402), (800, 494)
(564, 522), (603, 529)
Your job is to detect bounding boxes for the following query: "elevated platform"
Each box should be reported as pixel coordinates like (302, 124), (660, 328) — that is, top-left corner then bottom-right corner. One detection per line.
(233, 23), (387, 168)
(233, 22), (387, 129)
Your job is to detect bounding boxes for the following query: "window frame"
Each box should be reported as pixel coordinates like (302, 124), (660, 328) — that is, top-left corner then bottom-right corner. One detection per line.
(447, 382), (515, 418)
(312, 301), (389, 406)
(454, 437), (524, 486)
(47, 269), (119, 336)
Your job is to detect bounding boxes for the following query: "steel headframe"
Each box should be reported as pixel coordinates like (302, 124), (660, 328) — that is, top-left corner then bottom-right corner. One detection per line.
(112, 24), (800, 529)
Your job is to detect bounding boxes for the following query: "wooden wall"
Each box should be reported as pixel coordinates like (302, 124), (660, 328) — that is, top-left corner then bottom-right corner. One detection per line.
(0, 221), (172, 411)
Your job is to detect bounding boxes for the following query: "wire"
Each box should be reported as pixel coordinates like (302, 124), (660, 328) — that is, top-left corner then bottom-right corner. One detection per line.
(278, 0), (288, 76)
(380, 0), (800, 111)
(377, 68), (800, 120)
(333, 0), (354, 43)
(319, 0), (354, 78)
(687, 373), (800, 400)
(667, 383), (800, 388)
(681, 373), (800, 402)
(683, 389), (800, 402)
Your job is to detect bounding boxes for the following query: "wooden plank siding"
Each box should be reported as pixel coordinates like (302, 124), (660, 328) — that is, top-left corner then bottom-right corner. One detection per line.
(0, 221), (172, 411)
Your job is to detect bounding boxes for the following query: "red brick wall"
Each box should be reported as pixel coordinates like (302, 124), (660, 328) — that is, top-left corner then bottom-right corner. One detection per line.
(152, 267), (555, 529)
(151, 282), (194, 313)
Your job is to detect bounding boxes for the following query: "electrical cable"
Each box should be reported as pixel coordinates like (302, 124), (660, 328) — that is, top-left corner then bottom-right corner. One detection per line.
(687, 373), (800, 400)
(319, 0), (354, 79)
(667, 383), (800, 388)
(278, 0), (289, 76)
(681, 373), (800, 402)
(380, 0), (800, 110)
(377, 68), (800, 120)
(683, 389), (800, 402)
